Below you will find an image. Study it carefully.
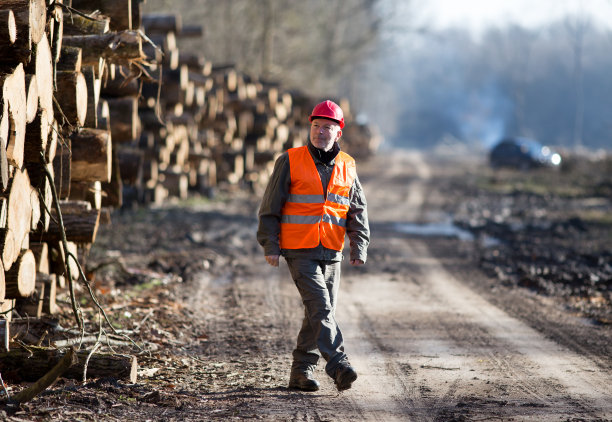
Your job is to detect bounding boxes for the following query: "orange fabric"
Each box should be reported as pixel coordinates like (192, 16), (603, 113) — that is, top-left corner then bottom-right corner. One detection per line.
(280, 146), (356, 251)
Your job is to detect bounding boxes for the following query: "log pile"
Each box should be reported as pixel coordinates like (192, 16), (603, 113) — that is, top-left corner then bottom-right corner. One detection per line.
(0, 0), (148, 378)
(0, 1), (380, 376)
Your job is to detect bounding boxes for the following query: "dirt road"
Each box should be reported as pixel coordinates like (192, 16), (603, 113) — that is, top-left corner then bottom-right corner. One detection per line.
(15, 150), (610, 421)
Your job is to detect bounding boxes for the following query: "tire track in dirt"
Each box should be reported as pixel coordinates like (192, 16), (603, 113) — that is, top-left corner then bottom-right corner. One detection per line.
(327, 151), (612, 420)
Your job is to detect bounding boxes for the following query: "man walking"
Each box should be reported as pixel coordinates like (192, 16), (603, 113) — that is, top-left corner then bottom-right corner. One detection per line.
(257, 100), (370, 392)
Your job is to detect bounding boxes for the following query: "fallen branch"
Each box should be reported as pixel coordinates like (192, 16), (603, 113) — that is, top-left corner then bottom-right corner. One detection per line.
(9, 347), (77, 404)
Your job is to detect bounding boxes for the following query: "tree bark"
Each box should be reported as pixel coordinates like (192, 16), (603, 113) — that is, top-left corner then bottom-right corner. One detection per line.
(5, 249), (36, 299)
(37, 200), (101, 244)
(62, 31), (143, 65)
(71, 0), (133, 31)
(62, 14), (110, 36)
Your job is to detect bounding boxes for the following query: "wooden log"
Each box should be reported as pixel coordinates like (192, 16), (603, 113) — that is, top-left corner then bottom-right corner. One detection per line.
(178, 24), (203, 39)
(38, 200), (100, 244)
(0, 10), (16, 45)
(62, 31), (143, 64)
(24, 73), (37, 123)
(9, 347), (77, 404)
(62, 13), (110, 36)
(53, 137), (71, 199)
(101, 66), (139, 97)
(141, 13), (181, 34)
(32, 34), (54, 125)
(46, 119), (58, 163)
(69, 180), (102, 210)
(70, 128), (112, 182)
(71, 0), (133, 31)
(29, 184), (40, 231)
(0, 298), (14, 322)
(24, 108), (49, 164)
(54, 70), (88, 126)
(0, 347), (138, 383)
(5, 249), (36, 299)
(0, 0), (46, 64)
(56, 45), (82, 72)
(82, 67), (99, 128)
(49, 241), (79, 281)
(0, 113), (8, 191)
(105, 96), (139, 142)
(29, 242), (49, 274)
(2, 168), (32, 260)
(47, 0), (63, 64)
(101, 146), (122, 207)
(160, 168), (188, 199)
(117, 147), (143, 185)
(0, 228), (17, 272)
(0, 258), (4, 302)
(0, 319), (7, 351)
(1, 63), (27, 168)
(15, 276), (45, 317)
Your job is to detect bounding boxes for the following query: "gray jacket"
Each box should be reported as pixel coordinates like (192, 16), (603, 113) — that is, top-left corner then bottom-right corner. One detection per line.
(257, 141), (369, 262)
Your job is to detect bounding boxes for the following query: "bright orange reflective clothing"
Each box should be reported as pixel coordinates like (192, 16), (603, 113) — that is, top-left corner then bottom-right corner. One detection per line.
(280, 146), (356, 251)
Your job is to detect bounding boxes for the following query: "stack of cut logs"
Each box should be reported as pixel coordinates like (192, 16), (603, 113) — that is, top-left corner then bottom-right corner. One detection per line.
(0, 0), (379, 376)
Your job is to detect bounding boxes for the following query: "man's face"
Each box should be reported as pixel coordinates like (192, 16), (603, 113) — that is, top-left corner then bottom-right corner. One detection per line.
(310, 118), (342, 151)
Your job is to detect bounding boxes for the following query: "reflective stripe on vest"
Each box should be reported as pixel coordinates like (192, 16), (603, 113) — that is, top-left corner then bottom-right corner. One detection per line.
(280, 145), (356, 251)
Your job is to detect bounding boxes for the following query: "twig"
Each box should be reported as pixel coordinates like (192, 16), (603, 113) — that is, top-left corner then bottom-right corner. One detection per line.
(9, 347), (78, 404)
(0, 372), (10, 400)
(82, 342), (101, 384)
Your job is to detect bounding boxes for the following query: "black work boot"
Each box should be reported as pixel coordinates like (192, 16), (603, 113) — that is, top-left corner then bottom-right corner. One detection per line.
(334, 363), (357, 391)
(288, 368), (320, 392)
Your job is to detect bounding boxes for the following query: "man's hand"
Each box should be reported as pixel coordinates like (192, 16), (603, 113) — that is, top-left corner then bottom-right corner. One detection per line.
(265, 255), (280, 267)
(350, 259), (364, 266)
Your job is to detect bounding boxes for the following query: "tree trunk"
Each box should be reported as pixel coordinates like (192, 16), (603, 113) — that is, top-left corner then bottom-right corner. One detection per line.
(0, 228), (18, 272)
(0, 347), (138, 383)
(71, 0), (133, 31)
(70, 128), (112, 183)
(5, 249), (36, 299)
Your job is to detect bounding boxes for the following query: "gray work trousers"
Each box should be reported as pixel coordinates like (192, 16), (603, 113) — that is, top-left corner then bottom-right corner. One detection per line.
(286, 258), (347, 378)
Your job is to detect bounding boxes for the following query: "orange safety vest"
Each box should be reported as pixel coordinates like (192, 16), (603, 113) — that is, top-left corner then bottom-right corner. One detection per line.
(280, 145), (356, 251)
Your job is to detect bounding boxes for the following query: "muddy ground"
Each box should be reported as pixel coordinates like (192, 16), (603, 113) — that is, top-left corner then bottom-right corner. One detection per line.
(1, 149), (611, 421)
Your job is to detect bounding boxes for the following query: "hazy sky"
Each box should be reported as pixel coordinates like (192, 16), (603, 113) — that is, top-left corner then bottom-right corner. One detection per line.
(420, 0), (612, 35)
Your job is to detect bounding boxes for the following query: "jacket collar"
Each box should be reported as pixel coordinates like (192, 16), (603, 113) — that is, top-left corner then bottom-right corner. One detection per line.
(307, 140), (340, 165)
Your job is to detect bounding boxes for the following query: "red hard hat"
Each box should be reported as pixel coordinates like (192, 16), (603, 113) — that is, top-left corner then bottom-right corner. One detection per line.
(309, 100), (345, 129)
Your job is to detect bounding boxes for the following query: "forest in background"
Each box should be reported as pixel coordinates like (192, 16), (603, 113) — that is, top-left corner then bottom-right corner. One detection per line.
(144, 0), (612, 150)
